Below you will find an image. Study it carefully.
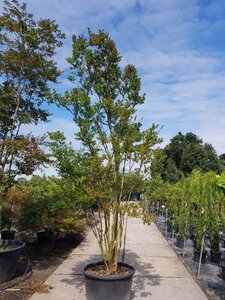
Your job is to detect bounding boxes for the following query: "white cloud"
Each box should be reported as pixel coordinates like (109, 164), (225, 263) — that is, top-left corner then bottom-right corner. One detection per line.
(21, 117), (78, 146)
(1, 0), (225, 158)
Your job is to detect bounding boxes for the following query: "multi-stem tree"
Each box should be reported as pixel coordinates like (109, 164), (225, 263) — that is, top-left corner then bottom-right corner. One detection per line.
(0, 0), (65, 189)
(54, 29), (161, 275)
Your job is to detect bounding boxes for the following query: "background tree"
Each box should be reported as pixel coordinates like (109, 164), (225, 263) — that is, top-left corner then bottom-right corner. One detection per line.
(154, 132), (223, 182)
(0, 0), (65, 189)
(219, 153), (225, 167)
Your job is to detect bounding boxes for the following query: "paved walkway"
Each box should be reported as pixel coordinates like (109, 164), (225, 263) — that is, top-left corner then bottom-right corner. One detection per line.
(31, 218), (208, 300)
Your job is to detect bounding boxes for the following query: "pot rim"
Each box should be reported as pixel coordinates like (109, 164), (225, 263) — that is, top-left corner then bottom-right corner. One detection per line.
(0, 240), (25, 254)
(83, 261), (135, 281)
(210, 250), (221, 254)
(193, 248), (207, 253)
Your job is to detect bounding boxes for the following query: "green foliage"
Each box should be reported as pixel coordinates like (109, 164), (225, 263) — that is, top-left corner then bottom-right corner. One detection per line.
(219, 154), (225, 166)
(155, 132), (223, 183)
(145, 175), (181, 211)
(51, 29), (161, 275)
(0, 184), (30, 230)
(180, 170), (224, 250)
(18, 176), (84, 234)
(146, 169), (225, 250)
(210, 233), (220, 252)
(1, 206), (13, 230)
(0, 0), (65, 188)
(122, 173), (144, 200)
(216, 172), (225, 191)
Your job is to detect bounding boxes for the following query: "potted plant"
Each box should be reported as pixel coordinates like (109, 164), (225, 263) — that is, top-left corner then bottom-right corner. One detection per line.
(50, 29), (161, 300)
(188, 171), (207, 263)
(18, 176), (86, 248)
(176, 181), (190, 248)
(205, 173), (223, 264)
(210, 232), (221, 263)
(0, 186), (30, 239)
(168, 178), (189, 248)
(215, 173), (225, 276)
(191, 171), (222, 264)
(17, 177), (60, 248)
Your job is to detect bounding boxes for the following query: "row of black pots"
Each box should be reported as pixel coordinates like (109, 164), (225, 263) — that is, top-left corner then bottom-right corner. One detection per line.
(163, 225), (225, 282)
(1, 230), (57, 249)
(176, 237), (222, 264)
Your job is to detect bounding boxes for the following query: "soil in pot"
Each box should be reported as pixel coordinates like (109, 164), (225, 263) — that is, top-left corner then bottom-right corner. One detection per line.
(210, 251), (222, 264)
(193, 248), (207, 263)
(0, 240), (25, 283)
(0, 243), (18, 251)
(83, 261), (135, 300)
(1, 230), (16, 240)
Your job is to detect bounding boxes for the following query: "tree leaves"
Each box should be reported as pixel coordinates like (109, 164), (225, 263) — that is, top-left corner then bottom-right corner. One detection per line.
(0, 0), (65, 188)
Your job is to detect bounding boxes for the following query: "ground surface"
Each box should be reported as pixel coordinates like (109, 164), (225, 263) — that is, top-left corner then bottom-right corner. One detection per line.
(0, 233), (85, 300)
(30, 218), (208, 300)
(156, 217), (225, 300)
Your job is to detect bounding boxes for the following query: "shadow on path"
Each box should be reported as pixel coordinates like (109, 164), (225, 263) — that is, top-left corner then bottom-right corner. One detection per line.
(125, 249), (161, 299)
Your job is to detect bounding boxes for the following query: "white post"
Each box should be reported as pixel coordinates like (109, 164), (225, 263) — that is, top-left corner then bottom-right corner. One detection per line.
(197, 234), (205, 277)
(172, 215), (175, 245)
(183, 220), (188, 258)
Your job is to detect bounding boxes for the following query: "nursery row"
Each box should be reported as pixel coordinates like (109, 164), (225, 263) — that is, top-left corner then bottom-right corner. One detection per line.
(146, 170), (225, 298)
(147, 170), (225, 256)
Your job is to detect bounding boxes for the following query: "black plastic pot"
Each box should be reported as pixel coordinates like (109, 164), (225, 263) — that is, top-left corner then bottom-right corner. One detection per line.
(83, 261), (135, 300)
(193, 248), (207, 263)
(36, 231), (57, 249)
(0, 240), (25, 283)
(176, 238), (184, 248)
(1, 230), (16, 240)
(220, 262), (225, 280)
(188, 225), (195, 240)
(167, 224), (172, 233)
(210, 251), (221, 264)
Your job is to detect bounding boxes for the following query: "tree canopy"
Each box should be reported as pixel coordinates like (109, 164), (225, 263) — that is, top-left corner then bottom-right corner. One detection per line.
(152, 132), (223, 183)
(0, 0), (65, 189)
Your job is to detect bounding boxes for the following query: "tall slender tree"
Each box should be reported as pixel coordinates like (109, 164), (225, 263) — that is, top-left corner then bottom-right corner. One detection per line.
(53, 29), (162, 274)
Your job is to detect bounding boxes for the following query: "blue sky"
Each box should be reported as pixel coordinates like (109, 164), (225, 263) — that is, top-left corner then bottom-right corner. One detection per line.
(1, 0), (225, 159)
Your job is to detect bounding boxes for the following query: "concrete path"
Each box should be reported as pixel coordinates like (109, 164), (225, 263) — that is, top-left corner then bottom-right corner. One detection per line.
(30, 218), (208, 300)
